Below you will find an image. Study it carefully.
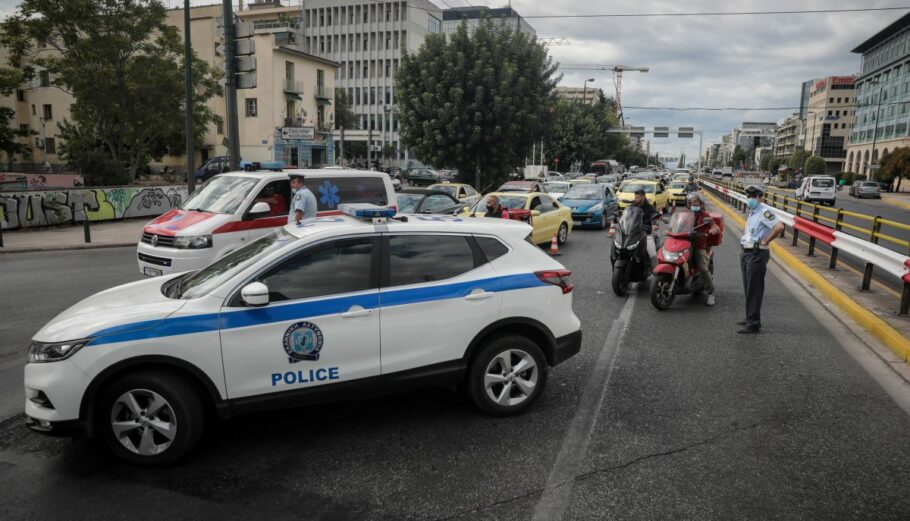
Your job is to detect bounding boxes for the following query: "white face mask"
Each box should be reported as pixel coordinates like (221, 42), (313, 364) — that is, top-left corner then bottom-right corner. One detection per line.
(691, 206), (701, 212)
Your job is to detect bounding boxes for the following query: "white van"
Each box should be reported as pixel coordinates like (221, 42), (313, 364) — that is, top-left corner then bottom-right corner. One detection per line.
(796, 175), (837, 205)
(137, 169), (397, 276)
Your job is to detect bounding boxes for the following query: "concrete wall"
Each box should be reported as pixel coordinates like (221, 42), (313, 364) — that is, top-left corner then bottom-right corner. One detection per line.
(0, 185), (187, 230)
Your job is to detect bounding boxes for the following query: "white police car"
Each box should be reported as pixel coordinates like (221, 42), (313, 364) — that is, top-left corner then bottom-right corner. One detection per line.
(25, 204), (582, 465)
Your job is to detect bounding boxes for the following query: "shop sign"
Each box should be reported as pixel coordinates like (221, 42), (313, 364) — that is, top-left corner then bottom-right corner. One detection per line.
(281, 127), (315, 140)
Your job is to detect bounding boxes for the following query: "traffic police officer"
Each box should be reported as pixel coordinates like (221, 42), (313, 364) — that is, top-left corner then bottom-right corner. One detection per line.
(739, 185), (785, 334)
(289, 174), (317, 225)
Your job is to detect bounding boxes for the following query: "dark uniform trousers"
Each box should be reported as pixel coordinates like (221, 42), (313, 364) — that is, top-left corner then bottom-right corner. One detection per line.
(740, 249), (770, 329)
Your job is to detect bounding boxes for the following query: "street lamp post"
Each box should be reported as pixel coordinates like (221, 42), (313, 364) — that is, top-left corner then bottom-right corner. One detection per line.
(582, 78), (594, 105)
(867, 78), (884, 179)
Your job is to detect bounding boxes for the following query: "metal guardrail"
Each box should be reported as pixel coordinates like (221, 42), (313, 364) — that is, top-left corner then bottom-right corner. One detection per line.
(700, 177), (910, 315)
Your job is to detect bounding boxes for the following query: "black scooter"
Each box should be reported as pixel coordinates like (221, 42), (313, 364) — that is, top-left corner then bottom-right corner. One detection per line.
(609, 206), (660, 296)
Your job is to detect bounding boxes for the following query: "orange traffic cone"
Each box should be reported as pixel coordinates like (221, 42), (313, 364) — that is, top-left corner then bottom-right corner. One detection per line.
(608, 221), (616, 237)
(548, 234), (561, 256)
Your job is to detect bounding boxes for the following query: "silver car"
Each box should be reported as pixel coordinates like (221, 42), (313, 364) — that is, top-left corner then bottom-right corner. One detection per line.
(855, 181), (882, 199)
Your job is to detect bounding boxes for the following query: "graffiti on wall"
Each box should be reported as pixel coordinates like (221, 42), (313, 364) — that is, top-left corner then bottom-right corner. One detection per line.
(0, 186), (187, 230)
(0, 173), (85, 190)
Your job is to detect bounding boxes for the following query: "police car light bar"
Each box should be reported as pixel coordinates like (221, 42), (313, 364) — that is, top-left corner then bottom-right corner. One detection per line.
(339, 203), (397, 219)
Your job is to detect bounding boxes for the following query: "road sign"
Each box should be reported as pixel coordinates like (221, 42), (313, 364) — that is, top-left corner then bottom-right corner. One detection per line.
(654, 126), (669, 138)
(236, 56), (256, 72)
(236, 39), (255, 56)
(237, 73), (257, 89)
(234, 21), (253, 39)
(281, 127), (315, 140)
(678, 127), (694, 138)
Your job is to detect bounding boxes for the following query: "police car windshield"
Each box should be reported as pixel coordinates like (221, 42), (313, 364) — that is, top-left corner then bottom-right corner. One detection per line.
(172, 229), (294, 299)
(182, 176), (261, 214)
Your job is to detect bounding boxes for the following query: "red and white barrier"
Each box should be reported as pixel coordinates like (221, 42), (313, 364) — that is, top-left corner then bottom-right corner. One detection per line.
(700, 179), (910, 284)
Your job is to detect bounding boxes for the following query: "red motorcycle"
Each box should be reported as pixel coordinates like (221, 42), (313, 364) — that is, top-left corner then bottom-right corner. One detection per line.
(649, 209), (724, 310)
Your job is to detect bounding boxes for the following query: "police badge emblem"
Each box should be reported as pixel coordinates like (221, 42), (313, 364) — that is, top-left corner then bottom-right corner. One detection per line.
(282, 321), (324, 363)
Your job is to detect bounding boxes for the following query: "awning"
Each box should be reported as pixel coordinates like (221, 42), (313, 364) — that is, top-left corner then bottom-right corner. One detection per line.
(286, 93), (302, 101)
(316, 98), (332, 106)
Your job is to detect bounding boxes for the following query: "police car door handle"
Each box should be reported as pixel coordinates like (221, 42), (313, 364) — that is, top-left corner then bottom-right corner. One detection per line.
(464, 290), (495, 301)
(340, 305), (372, 318)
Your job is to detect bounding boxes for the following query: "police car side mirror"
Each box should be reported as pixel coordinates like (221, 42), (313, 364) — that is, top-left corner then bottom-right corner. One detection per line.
(250, 201), (272, 218)
(241, 282), (270, 307)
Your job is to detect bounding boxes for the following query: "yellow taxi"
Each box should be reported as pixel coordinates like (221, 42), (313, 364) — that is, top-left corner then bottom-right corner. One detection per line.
(570, 178), (592, 185)
(667, 180), (689, 206)
(460, 191), (573, 245)
(616, 180), (669, 212)
(427, 182), (481, 207)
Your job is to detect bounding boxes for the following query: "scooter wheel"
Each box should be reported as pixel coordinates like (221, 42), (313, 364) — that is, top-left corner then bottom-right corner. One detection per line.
(650, 273), (675, 310)
(612, 267), (629, 296)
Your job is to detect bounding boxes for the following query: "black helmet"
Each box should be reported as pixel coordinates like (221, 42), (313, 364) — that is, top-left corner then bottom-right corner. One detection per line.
(744, 185), (764, 197)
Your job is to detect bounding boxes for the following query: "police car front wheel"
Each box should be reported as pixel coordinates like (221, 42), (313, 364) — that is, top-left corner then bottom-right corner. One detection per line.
(98, 371), (205, 465)
(468, 335), (548, 416)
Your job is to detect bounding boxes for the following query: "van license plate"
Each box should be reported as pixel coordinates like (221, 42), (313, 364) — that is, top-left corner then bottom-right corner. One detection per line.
(143, 267), (163, 277)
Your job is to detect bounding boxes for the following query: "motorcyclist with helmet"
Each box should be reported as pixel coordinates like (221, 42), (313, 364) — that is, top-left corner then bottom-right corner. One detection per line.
(686, 191), (720, 306)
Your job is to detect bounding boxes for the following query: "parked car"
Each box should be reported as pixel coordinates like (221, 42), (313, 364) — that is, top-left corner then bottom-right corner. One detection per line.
(406, 167), (440, 186)
(544, 181), (572, 200)
(195, 156), (231, 182)
(849, 180), (863, 197)
(854, 181), (882, 199)
(877, 180), (894, 193)
(396, 188), (464, 214)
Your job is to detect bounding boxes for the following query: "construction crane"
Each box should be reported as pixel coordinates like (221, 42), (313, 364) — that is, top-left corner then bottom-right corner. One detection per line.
(558, 64), (649, 125)
(538, 37), (570, 46)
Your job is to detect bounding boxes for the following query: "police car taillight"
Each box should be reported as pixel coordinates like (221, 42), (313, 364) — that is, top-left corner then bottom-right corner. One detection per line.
(535, 270), (574, 294)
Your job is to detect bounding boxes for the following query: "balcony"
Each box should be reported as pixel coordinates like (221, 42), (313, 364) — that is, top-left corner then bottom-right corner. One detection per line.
(315, 85), (332, 100)
(284, 79), (304, 94)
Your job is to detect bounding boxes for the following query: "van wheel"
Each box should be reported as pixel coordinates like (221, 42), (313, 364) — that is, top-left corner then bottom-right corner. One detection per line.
(468, 335), (547, 416)
(98, 371), (204, 466)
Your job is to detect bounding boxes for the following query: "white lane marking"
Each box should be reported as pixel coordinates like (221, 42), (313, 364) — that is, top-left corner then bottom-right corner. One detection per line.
(531, 293), (636, 521)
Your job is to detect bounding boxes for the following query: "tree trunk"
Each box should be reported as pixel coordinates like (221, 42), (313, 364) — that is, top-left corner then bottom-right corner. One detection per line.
(340, 126), (345, 165)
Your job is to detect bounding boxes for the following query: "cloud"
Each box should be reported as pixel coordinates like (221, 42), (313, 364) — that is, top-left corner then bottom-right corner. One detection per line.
(508, 0), (904, 159)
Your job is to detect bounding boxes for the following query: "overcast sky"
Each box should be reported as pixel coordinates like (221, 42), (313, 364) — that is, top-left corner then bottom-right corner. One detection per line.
(1, 0), (905, 159)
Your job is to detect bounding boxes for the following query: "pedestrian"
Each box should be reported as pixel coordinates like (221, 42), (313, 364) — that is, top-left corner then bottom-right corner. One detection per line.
(483, 195), (510, 219)
(738, 185), (785, 334)
(289, 174), (317, 225)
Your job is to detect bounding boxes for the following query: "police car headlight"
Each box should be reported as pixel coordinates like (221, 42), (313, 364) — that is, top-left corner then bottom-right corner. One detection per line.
(174, 235), (213, 249)
(28, 339), (92, 363)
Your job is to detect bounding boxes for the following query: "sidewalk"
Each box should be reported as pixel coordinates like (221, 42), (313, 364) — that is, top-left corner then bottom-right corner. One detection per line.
(0, 219), (145, 253)
(882, 192), (910, 210)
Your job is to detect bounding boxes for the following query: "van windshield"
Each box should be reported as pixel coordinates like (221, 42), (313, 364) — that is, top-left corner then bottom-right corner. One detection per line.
(183, 176), (260, 214)
(811, 178), (835, 188)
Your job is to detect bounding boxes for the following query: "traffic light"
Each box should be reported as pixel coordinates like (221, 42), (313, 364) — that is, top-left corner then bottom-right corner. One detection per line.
(234, 21), (256, 90)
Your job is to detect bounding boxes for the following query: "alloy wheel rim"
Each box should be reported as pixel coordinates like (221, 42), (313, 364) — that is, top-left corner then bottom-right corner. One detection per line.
(110, 389), (177, 456)
(484, 349), (538, 407)
(657, 278), (673, 303)
(559, 224), (568, 242)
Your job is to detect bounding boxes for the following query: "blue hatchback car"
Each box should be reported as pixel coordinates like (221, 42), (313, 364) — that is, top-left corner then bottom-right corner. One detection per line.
(559, 183), (618, 230)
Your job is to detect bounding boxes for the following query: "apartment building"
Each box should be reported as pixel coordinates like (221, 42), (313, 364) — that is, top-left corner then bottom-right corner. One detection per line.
(775, 113), (803, 161)
(441, 6), (536, 37)
(803, 76), (855, 174)
(554, 86), (605, 106)
(296, 0), (443, 162)
(846, 12), (910, 177)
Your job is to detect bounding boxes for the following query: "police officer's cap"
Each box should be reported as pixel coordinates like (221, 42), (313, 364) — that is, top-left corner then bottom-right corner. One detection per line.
(744, 185), (764, 197)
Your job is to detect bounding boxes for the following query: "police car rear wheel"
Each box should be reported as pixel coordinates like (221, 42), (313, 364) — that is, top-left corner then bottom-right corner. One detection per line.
(99, 371), (204, 466)
(468, 335), (547, 416)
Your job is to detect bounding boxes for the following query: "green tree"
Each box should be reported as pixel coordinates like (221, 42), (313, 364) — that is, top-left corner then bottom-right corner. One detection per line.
(2, 0), (222, 184)
(396, 19), (558, 188)
(759, 153), (771, 172)
(542, 100), (602, 171)
(767, 157), (781, 177)
(878, 147), (910, 190)
(334, 87), (357, 164)
(788, 150), (808, 171)
(731, 145), (746, 167)
(805, 155), (826, 176)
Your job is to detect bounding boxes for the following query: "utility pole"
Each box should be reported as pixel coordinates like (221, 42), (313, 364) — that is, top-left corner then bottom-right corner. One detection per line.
(184, 0), (196, 193)
(222, 0), (241, 171)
